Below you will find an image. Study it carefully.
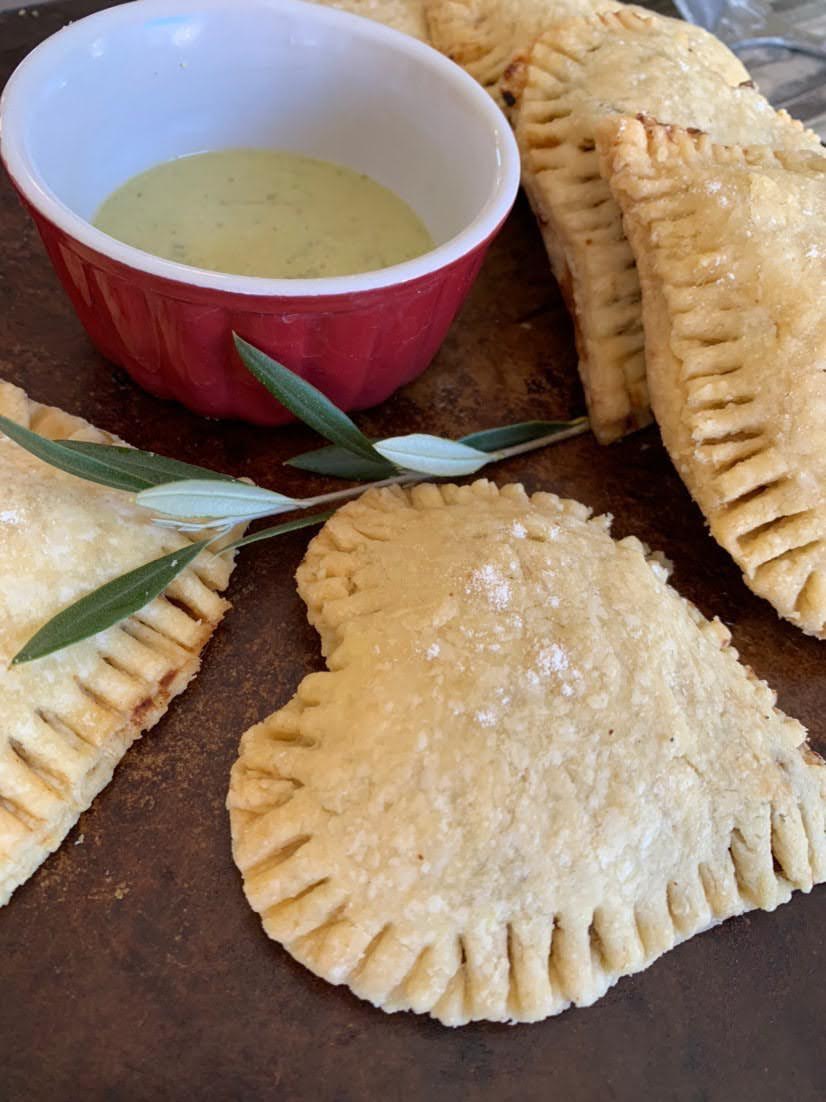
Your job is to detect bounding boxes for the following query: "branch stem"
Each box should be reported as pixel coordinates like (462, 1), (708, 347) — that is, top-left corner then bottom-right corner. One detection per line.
(296, 417), (590, 508)
(490, 418), (589, 461)
(149, 418), (592, 531)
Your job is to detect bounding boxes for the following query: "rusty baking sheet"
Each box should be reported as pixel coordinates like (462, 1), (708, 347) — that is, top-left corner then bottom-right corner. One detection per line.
(2, 3), (825, 1099)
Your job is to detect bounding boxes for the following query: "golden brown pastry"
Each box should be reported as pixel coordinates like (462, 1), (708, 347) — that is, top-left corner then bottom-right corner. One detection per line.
(425, 0), (615, 104)
(314, 0), (428, 39)
(502, 7), (820, 443)
(0, 381), (238, 905)
(597, 117), (826, 636)
(229, 480), (826, 1026)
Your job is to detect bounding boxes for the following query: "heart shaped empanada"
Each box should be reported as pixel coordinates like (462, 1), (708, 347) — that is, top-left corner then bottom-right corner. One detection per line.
(229, 480), (826, 1026)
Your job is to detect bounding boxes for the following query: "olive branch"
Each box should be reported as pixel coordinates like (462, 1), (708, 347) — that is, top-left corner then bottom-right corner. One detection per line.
(3, 335), (588, 663)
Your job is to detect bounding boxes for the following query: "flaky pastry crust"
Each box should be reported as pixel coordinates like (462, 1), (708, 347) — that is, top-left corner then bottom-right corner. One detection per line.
(229, 480), (826, 1025)
(315, 0), (428, 39)
(425, 0), (617, 104)
(0, 382), (237, 905)
(598, 118), (826, 636)
(503, 7), (819, 443)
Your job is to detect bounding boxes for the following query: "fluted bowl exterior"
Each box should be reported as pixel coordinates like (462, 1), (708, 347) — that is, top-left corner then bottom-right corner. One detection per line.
(25, 200), (494, 423)
(0, 0), (519, 422)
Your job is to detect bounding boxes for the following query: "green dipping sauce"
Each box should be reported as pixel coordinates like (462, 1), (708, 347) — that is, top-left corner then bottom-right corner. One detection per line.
(93, 148), (435, 279)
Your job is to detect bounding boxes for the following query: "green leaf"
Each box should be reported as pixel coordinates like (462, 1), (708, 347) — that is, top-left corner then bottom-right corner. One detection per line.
(137, 479), (298, 520)
(225, 510), (334, 551)
(460, 418), (588, 452)
(0, 414), (239, 495)
(374, 434), (490, 476)
(12, 540), (209, 665)
(0, 414), (147, 494)
(285, 418), (590, 482)
(285, 444), (397, 481)
(11, 511), (336, 665)
(233, 335), (384, 464)
(61, 442), (238, 488)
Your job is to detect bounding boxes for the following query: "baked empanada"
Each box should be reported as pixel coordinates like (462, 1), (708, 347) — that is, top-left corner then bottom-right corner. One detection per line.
(315, 0), (428, 39)
(503, 7), (820, 443)
(425, 0), (615, 104)
(0, 382), (237, 905)
(229, 480), (826, 1026)
(598, 118), (826, 637)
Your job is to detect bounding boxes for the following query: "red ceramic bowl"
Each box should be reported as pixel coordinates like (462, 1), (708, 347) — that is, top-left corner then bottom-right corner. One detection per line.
(0, 0), (520, 424)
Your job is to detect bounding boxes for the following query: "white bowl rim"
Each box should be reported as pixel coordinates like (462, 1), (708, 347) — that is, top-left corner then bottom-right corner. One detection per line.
(0, 0), (520, 299)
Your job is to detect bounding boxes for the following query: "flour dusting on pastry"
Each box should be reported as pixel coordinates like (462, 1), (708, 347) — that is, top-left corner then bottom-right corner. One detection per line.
(598, 117), (826, 636)
(0, 381), (238, 906)
(229, 480), (826, 1026)
(425, 0), (617, 104)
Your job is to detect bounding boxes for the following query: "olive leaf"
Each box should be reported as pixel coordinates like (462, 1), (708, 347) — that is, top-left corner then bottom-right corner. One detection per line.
(460, 418), (589, 452)
(373, 434), (491, 476)
(225, 511), (334, 551)
(0, 415), (152, 494)
(12, 511), (335, 665)
(61, 441), (238, 487)
(285, 445), (397, 481)
(0, 414), (238, 493)
(284, 418), (589, 481)
(233, 335), (384, 464)
(137, 480), (299, 520)
(12, 539), (211, 664)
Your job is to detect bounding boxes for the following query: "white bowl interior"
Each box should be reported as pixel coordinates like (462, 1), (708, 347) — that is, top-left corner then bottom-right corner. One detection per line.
(2, 0), (517, 291)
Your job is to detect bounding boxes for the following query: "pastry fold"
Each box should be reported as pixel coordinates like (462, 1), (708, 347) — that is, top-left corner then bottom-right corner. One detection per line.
(503, 7), (818, 442)
(598, 118), (826, 636)
(0, 382), (238, 905)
